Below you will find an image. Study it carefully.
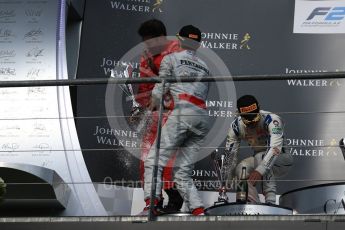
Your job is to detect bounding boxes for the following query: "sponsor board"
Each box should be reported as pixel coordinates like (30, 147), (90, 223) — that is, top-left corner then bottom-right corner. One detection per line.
(200, 32), (252, 50)
(286, 138), (339, 158)
(294, 0), (345, 34)
(285, 67), (343, 87)
(108, 0), (164, 14)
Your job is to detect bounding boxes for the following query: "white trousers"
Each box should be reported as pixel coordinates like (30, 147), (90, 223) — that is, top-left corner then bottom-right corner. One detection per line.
(235, 151), (293, 204)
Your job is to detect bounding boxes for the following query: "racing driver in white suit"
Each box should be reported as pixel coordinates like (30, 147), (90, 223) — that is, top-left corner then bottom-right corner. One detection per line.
(225, 95), (293, 204)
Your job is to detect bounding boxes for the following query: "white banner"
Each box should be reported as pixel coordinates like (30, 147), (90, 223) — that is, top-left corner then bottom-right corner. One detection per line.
(294, 0), (345, 34)
(0, 0), (106, 216)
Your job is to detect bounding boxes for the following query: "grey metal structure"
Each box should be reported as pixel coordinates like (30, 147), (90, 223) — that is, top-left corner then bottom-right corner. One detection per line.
(66, 0), (85, 79)
(280, 183), (345, 214)
(0, 162), (71, 208)
(0, 72), (344, 88)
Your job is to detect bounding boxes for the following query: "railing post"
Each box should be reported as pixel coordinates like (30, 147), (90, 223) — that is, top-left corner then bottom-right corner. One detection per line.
(148, 80), (166, 221)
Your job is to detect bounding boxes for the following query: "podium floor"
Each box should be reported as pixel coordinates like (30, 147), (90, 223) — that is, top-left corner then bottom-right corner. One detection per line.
(0, 215), (345, 230)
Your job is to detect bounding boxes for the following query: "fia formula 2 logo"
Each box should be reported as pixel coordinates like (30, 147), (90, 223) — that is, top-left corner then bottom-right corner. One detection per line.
(307, 7), (345, 21)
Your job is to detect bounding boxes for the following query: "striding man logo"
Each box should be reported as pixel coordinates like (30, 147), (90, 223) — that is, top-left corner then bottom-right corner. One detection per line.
(152, 0), (163, 13)
(326, 139), (339, 156)
(240, 33), (251, 50)
(330, 69), (342, 87)
(329, 79), (342, 87)
(330, 139), (337, 147)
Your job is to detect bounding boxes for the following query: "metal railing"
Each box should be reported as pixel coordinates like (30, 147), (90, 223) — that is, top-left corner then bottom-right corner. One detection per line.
(0, 72), (344, 88)
(0, 71), (345, 220)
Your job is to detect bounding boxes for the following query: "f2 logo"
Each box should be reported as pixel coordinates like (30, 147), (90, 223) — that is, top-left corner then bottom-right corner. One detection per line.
(307, 7), (345, 21)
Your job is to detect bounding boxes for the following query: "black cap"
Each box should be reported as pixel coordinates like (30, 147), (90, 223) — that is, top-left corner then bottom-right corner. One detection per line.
(177, 25), (201, 42)
(237, 95), (260, 121)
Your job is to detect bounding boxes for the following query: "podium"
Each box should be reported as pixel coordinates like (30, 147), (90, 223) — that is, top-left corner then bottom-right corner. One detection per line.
(280, 182), (345, 214)
(0, 162), (70, 216)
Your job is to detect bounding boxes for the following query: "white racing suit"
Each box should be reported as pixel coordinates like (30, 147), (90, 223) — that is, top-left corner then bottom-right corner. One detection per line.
(226, 110), (293, 204)
(143, 49), (210, 211)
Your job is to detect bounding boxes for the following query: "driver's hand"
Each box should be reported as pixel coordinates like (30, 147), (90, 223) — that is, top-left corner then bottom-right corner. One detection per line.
(248, 170), (262, 186)
(148, 98), (158, 111)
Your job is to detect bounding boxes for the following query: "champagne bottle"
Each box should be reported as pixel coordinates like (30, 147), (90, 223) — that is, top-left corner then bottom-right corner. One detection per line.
(236, 167), (248, 203)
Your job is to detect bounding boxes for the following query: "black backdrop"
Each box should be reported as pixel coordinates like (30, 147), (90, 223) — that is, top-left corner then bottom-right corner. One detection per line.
(75, 0), (345, 193)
